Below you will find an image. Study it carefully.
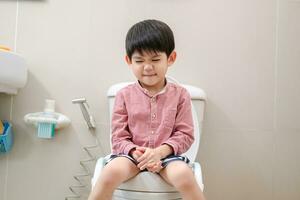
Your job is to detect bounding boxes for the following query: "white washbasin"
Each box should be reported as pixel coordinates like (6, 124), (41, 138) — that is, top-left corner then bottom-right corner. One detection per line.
(0, 50), (27, 94)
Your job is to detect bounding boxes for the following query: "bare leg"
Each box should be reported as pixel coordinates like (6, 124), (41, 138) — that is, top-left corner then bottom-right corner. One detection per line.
(88, 157), (140, 200)
(159, 161), (206, 200)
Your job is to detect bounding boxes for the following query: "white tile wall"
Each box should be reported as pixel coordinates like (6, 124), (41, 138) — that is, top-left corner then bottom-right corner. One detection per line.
(199, 130), (273, 200)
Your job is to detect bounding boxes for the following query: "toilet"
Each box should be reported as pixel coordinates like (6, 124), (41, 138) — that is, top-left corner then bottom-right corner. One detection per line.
(92, 77), (207, 200)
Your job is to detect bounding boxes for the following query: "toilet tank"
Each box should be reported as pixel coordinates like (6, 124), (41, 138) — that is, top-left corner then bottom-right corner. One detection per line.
(182, 84), (206, 132)
(182, 84), (206, 114)
(181, 84), (206, 161)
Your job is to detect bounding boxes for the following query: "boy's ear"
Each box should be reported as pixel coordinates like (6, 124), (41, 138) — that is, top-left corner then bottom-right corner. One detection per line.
(167, 51), (177, 66)
(125, 55), (132, 65)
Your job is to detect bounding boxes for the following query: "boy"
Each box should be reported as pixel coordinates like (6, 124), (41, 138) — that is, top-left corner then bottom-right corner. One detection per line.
(88, 19), (206, 200)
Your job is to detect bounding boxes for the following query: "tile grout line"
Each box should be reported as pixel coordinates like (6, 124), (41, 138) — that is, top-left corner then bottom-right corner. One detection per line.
(273, 0), (281, 199)
(274, 0), (279, 133)
(14, 0), (19, 53)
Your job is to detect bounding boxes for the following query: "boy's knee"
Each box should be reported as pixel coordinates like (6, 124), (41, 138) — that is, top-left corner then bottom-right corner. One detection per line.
(99, 165), (125, 186)
(173, 173), (195, 191)
(166, 163), (195, 190)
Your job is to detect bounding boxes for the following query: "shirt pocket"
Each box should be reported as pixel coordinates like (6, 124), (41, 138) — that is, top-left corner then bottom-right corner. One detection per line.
(163, 109), (177, 129)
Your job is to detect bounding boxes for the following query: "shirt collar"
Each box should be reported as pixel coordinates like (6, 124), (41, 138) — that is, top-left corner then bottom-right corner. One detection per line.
(135, 79), (169, 97)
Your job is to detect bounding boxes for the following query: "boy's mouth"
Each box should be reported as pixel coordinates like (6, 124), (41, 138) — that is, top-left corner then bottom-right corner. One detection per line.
(143, 74), (157, 77)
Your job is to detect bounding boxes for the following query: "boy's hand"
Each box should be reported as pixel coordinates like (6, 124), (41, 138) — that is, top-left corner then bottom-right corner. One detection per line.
(146, 161), (163, 173)
(136, 147), (162, 170)
(130, 148), (144, 161)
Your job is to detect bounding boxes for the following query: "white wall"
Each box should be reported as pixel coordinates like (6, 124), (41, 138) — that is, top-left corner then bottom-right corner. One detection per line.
(0, 0), (299, 200)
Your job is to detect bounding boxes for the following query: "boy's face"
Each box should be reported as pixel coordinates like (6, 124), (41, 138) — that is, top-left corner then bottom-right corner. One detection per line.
(125, 50), (176, 92)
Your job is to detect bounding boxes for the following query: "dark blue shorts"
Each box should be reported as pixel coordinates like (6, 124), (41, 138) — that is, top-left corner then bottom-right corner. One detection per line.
(105, 154), (190, 169)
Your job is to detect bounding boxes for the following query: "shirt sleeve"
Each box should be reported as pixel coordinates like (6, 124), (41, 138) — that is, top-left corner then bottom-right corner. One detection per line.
(111, 91), (138, 155)
(163, 88), (194, 155)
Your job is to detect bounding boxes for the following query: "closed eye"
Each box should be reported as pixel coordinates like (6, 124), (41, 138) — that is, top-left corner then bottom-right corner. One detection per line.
(152, 59), (160, 62)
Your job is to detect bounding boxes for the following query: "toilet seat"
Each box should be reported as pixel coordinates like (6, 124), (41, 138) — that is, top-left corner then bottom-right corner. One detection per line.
(113, 190), (181, 200)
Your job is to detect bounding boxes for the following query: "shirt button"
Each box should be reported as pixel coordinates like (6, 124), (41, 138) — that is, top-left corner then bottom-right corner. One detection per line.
(151, 131), (154, 134)
(152, 113), (156, 119)
(151, 97), (156, 102)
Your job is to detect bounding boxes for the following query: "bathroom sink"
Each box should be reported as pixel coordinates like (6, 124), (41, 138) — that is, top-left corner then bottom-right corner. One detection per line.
(0, 49), (27, 94)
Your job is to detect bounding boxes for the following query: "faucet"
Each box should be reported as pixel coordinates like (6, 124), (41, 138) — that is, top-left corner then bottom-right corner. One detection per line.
(72, 98), (96, 129)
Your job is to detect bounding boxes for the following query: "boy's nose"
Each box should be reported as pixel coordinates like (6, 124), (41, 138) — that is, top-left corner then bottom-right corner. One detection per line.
(144, 63), (154, 71)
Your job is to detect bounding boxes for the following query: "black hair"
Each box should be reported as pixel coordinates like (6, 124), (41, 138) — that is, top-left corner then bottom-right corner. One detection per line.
(125, 19), (175, 60)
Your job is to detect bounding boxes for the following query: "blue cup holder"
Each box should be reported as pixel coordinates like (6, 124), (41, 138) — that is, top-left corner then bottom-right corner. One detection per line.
(0, 122), (13, 153)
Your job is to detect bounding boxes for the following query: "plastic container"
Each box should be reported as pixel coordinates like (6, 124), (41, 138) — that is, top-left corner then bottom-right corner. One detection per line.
(24, 99), (70, 139)
(0, 122), (13, 153)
